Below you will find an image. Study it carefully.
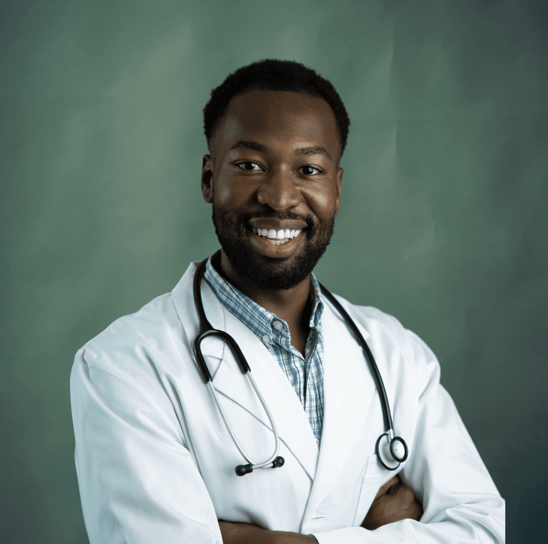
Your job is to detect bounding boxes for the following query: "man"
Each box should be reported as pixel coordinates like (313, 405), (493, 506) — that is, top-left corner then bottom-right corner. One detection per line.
(71, 60), (505, 543)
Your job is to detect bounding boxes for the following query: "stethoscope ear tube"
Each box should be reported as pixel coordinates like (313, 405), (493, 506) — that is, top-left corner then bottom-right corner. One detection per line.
(318, 284), (394, 433)
(193, 260), (285, 476)
(194, 329), (251, 383)
(193, 334), (213, 383)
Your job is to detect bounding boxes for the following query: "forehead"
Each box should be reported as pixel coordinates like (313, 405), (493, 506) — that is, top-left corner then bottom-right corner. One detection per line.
(212, 90), (340, 159)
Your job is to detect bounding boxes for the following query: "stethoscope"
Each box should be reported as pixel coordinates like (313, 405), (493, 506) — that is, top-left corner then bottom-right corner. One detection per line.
(192, 259), (408, 476)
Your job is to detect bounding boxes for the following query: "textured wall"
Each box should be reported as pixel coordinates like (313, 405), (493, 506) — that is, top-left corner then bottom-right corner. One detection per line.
(1, 0), (546, 541)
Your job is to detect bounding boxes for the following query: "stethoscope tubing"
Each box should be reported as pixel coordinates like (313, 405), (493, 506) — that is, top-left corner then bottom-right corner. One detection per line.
(192, 258), (407, 473)
(317, 285), (394, 433)
(206, 376), (281, 468)
(193, 259), (282, 473)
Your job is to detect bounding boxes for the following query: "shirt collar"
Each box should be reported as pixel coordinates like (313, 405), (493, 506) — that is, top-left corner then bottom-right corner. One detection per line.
(203, 255), (324, 341)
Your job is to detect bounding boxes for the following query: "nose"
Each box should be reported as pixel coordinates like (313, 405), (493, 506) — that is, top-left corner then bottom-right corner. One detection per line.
(256, 168), (301, 211)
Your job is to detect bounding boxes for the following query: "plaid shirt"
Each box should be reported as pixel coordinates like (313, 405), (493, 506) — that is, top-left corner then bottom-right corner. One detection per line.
(204, 257), (325, 441)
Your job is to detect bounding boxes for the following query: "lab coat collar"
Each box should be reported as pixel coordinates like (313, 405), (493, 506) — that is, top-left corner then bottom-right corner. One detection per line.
(172, 261), (226, 364)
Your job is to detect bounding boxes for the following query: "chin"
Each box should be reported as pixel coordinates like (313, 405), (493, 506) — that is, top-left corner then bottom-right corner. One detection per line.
(221, 239), (331, 291)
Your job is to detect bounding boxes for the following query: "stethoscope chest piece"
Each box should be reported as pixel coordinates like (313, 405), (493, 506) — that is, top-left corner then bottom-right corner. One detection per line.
(375, 432), (408, 470)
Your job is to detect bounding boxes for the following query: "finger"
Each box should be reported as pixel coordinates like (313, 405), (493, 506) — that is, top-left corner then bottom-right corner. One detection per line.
(375, 475), (401, 498)
(387, 479), (413, 495)
(375, 476), (399, 498)
(410, 499), (424, 521)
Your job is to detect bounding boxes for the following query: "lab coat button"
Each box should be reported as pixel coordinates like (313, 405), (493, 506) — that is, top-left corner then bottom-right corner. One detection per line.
(262, 334), (271, 344)
(272, 320), (283, 331)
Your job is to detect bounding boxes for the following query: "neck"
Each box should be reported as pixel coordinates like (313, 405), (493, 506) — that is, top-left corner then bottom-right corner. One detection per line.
(215, 251), (314, 353)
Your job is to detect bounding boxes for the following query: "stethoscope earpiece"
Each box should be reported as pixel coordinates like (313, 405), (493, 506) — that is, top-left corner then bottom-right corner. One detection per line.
(235, 464), (254, 476)
(272, 456), (285, 468)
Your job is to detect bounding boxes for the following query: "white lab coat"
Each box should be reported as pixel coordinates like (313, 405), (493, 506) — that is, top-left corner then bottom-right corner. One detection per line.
(71, 261), (505, 543)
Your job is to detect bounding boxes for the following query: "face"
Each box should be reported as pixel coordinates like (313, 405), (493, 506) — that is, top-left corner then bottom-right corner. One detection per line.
(201, 89), (343, 291)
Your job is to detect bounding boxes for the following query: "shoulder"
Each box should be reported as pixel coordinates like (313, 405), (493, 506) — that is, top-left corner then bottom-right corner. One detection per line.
(324, 291), (438, 374)
(69, 290), (196, 452)
(72, 289), (190, 389)
(79, 262), (199, 365)
(326, 292), (410, 344)
(84, 292), (178, 356)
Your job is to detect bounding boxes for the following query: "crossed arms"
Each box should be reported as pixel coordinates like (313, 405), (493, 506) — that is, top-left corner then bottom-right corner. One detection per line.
(219, 475), (423, 543)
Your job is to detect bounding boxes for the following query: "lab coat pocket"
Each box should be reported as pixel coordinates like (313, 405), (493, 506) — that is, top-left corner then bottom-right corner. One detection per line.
(352, 454), (385, 526)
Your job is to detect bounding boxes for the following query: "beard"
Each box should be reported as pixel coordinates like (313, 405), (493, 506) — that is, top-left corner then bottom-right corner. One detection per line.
(212, 206), (335, 291)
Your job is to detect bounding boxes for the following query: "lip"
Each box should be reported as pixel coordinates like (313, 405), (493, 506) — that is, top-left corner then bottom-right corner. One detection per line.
(248, 217), (308, 231)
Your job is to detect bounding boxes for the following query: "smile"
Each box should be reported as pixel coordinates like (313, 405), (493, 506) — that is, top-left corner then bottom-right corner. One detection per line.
(251, 227), (302, 245)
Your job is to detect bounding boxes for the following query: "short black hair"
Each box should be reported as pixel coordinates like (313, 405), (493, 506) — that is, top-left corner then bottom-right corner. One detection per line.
(203, 59), (350, 158)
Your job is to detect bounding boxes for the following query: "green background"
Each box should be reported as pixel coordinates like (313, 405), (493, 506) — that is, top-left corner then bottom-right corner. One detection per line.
(1, 0), (546, 541)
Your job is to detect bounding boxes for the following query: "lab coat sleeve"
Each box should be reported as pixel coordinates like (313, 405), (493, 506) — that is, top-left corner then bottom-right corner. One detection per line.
(312, 325), (505, 544)
(70, 344), (223, 544)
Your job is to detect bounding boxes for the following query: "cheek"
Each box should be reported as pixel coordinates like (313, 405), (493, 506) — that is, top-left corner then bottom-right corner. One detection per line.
(306, 186), (340, 219)
(213, 178), (251, 207)
(213, 182), (236, 206)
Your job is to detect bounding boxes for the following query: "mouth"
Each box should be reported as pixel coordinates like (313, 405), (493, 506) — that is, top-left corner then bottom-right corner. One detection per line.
(251, 226), (303, 245)
(244, 216), (309, 256)
(245, 222), (307, 258)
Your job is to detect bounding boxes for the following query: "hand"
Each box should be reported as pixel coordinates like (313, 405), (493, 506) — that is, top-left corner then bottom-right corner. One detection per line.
(361, 475), (423, 531)
(219, 521), (317, 544)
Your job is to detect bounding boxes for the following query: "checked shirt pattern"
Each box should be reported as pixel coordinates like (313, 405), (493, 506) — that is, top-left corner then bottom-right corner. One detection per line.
(203, 257), (325, 441)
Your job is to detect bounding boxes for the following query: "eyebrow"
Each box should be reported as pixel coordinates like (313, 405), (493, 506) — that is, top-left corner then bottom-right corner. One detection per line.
(230, 140), (268, 153)
(230, 140), (332, 161)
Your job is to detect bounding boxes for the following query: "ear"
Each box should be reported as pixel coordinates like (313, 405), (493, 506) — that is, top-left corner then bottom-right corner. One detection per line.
(334, 166), (343, 215)
(201, 154), (214, 203)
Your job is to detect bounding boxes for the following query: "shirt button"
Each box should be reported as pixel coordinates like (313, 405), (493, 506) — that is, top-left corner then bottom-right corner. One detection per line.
(262, 334), (271, 345)
(272, 320), (284, 331)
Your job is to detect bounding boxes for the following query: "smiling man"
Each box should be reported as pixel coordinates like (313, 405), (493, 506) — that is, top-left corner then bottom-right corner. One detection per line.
(71, 60), (505, 544)
(203, 88), (343, 359)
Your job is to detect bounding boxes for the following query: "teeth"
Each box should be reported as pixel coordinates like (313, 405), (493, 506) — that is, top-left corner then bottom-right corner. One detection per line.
(252, 227), (302, 241)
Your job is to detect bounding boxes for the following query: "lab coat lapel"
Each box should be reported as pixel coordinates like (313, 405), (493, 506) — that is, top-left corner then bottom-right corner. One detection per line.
(172, 262), (227, 367)
(303, 300), (379, 517)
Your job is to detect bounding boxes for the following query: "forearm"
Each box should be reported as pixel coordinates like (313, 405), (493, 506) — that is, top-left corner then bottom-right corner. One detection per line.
(218, 476), (421, 544)
(219, 522), (318, 544)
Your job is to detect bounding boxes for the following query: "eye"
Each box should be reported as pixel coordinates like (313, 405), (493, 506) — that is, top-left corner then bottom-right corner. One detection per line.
(300, 165), (322, 176)
(236, 161), (263, 171)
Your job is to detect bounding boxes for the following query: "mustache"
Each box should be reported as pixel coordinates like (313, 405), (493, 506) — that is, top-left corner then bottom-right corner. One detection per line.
(238, 210), (314, 227)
